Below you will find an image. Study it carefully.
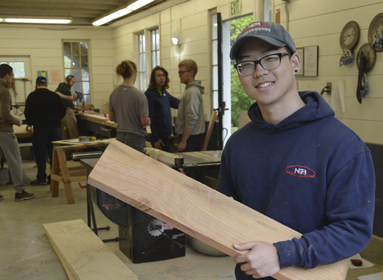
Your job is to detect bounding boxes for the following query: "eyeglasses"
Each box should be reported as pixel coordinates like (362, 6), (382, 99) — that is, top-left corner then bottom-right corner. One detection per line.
(234, 53), (289, 76)
(178, 70), (190, 75)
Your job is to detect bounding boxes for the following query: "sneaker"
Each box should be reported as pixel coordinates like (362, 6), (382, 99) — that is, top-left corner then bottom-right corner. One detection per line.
(30, 179), (48, 186)
(15, 190), (34, 202)
(0, 194), (3, 201)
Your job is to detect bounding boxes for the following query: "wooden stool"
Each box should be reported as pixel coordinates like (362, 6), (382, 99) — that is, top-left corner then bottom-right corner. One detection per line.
(50, 139), (112, 204)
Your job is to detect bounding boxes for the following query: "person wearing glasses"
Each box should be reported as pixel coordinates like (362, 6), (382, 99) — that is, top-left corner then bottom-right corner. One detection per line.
(145, 66), (180, 152)
(216, 22), (375, 279)
(0, 64), (34, 202)
(175, 59), (206, 183)
(55, 75), (79, 139)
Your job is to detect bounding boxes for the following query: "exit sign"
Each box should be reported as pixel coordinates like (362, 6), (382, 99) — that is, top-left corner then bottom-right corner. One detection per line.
(229, 0), (242, 17)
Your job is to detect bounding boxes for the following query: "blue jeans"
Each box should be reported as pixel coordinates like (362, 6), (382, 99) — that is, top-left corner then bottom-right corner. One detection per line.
(32, 127), (62, 181)
(116, 132), (146, 154)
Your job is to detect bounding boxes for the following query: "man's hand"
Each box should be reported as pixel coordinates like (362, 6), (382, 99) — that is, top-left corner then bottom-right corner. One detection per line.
(56, 91), (76, 101)
(154, 139), (165, 150)
(26, 125), (33, 132)
(177, 140), (187, 152)
(233, 241), (280, 279)
(18, 119), (23, 127)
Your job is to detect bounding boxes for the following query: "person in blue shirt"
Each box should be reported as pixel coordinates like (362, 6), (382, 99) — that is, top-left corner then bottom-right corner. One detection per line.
(145, 66), (180, 151)
(216, 21), (375, 279)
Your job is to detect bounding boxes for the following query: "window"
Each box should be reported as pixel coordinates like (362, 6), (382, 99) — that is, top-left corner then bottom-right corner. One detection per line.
(138, 33), (147, 91)
(137, 27), (160, 91)
(0, 61), (25, 78)
(63, 41), (91, 104)
(211, 13), (219, 111)
(151, 29), (160, 69)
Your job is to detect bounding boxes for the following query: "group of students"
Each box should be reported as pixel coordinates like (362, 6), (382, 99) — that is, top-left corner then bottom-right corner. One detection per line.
(0, 21), (376, 279)
(0, 67), (81, 202)
(109, 59), (206, 155)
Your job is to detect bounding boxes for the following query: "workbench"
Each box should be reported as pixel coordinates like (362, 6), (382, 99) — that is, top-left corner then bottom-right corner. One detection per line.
(80, 112), (117, 129)
(50, 138), (113, 204)
(145, 148), (221, 169)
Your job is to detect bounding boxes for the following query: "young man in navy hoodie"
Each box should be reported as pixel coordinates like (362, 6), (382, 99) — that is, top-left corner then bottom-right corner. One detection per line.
(216, 22), (375, 279)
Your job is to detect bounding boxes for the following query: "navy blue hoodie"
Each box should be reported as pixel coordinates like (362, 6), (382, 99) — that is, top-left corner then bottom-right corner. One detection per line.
(145, 88), (180, 144)
(217, 91), (375, 279)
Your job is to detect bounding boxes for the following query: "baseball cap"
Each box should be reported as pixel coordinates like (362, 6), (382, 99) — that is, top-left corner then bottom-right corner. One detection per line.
(36, 76), (47, 84)
(230, 21), (296, 60)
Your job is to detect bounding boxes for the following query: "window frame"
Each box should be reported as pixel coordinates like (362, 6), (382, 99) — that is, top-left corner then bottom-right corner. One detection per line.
(62, 40), (91, 105)
(136, 26), (160, 91)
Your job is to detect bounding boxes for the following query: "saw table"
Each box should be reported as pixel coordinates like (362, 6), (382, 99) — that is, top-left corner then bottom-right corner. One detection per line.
(144, 148), (222, 173)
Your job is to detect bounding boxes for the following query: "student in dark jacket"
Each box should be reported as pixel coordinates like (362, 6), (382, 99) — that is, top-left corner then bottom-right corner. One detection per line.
(25, 76), (66, 185)
(217, 21), (375, 279)
(145, 66), (180, 151)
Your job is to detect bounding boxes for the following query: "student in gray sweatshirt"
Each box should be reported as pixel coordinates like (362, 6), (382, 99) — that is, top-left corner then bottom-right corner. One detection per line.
(175, 59), (206, 183)
(175, 59), (205, 152)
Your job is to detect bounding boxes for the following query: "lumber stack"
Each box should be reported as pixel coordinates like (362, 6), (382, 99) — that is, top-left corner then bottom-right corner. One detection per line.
(88, 139), (349, 280)
(44, 219), (137, 280)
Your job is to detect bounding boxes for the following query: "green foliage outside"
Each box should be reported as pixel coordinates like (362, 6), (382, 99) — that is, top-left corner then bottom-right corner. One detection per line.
(230, 15), (253, 133)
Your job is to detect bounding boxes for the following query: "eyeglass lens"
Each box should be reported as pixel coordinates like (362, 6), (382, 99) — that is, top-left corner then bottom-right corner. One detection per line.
(236, 54), (285, 76)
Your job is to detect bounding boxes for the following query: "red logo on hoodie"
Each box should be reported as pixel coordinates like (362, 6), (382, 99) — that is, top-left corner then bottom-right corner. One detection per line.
(285, 165), (316, 178)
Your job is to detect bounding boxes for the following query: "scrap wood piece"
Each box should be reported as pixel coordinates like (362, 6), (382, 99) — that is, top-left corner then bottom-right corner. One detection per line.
(88, 139), (349, 280)
(44, 219), (137, 280)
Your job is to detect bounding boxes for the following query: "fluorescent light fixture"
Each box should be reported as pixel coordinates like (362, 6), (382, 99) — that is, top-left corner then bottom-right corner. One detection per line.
(0, 18), (3, 22)
(4, 17), (72, 24)
(127, 0), (155, 12)
(92, 0), (155, 26)
(92, 8), (130, 26)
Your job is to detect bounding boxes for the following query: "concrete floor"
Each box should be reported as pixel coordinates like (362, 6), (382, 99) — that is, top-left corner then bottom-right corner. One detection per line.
(0, 160), (381, 280)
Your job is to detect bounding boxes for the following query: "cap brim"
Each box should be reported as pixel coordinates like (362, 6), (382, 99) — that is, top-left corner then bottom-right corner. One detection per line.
(230, 35), (287, 60)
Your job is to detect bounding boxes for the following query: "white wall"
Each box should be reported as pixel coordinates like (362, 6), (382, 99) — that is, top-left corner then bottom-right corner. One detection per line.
(275, 0), (383, 145)
(1, 0), (383, 145)
(0, 25), (113, 109)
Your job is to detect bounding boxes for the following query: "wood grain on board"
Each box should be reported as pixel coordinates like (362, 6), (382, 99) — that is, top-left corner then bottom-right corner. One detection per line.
(88, 139), (349, 280)
(44, 219), (137, 280)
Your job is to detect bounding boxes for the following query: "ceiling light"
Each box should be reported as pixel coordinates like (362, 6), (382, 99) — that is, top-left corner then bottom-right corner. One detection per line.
(92, 0), (156, 26)
(4, 17), (72, 24)
(92, 8), (131, 26)
(127, 0), (155, 12)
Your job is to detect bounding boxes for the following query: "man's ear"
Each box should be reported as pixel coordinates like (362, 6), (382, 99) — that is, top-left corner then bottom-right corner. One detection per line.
(291, 53), (301, 74)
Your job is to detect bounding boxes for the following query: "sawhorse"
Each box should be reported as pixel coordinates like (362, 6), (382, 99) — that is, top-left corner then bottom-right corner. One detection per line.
(50, 140), (112, 204)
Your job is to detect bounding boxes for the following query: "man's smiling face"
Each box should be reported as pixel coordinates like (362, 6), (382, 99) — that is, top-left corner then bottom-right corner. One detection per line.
(237, 38), (299, 109)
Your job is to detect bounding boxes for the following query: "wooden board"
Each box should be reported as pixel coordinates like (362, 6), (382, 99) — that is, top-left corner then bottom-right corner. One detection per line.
(88, 140), (349, 280)
(44, 219), (137, 280)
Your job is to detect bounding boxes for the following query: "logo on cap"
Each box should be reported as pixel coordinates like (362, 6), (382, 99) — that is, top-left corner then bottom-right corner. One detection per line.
(240, 22), (271, 36)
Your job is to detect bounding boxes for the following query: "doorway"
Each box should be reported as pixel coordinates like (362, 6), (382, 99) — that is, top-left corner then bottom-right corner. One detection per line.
(222, 15), (254, 144)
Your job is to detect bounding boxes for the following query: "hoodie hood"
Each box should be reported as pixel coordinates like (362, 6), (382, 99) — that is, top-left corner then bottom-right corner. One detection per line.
(185, 80), (204, 94)
(248, 91), (335, 132)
